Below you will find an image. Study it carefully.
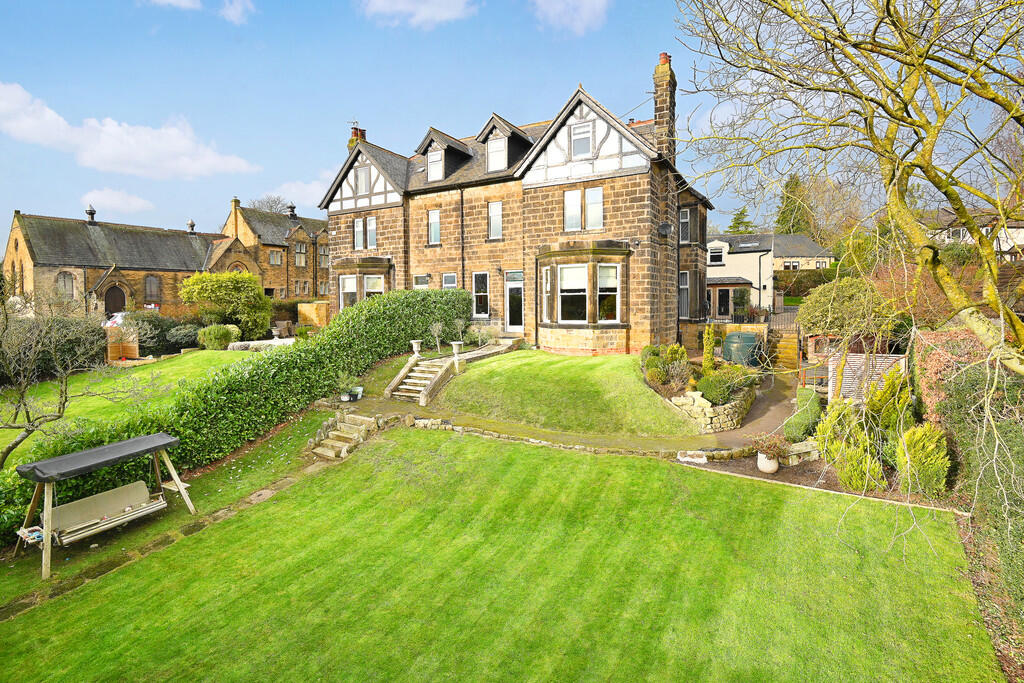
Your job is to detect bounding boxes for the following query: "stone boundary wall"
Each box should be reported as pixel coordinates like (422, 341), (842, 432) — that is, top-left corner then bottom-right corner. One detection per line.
(669, 385), (756, 434)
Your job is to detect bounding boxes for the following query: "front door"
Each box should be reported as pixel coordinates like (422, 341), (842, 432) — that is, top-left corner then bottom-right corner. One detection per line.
(505, 271), (524, 333)
(104, 285), (126, 314)
(717, 288), (730, 318)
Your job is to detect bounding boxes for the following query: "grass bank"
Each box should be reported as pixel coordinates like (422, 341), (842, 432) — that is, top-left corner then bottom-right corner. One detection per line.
(0, 428), (998, 679)
(435, 350), (696, 437)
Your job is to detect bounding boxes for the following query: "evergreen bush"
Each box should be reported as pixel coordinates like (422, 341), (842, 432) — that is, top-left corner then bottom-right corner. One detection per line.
(166, 324), (200, 349)
(197, 325), (234, 350)
(896, 423), (949, 496)
(695, 374), (731, 405)
(783, 388), (823, 442)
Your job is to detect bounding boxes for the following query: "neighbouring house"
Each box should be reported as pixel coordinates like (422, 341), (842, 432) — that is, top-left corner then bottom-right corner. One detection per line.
(705, 232), (833, 318)
(3, 208), (220, 316)
(217, 199), (329, 299)
(319, 52), (712, 355)
(931, 206), (1024, 261)
(3, 201), (330, 316)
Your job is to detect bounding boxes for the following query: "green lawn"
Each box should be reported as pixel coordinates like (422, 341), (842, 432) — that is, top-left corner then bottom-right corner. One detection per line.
(784, 295), (804, 306)
(0, 429), (999, 680)
(0, 351), (247, 462)
(435, 350), (696, 437)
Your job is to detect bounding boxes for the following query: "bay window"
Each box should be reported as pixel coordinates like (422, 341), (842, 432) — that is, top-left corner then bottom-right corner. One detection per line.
(558, 265), (588, 323)
(679, 208), (691, 243)
(597, 264), (619, 322)
(678, 271), (690, 319)
(339, 275), (357, 309)
(472, 272), (489, 318)
(364, 275), (384, 298)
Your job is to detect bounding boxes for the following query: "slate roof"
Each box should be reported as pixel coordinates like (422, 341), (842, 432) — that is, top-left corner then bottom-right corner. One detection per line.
(415, 127), (472, 156)
(708, 276), (753, 286)
(14, 213), (218, 271)
(773, 234), (832, 258)
(237, 207), (327, 247)
(709, 233), (833, 258)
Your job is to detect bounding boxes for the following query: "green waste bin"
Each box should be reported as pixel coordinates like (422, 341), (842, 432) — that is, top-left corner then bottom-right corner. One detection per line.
(722, 331), (760, 366)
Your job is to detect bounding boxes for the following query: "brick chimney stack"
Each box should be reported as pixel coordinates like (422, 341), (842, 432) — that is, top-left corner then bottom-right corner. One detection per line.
(348, 126), (366, 152)
(653, 52), (677, 161)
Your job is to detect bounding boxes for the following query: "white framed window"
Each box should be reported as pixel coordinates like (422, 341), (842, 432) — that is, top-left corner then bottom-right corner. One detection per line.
(585, 187), (603, 230)
(486, 137), (506, 172)
(564, 189), (582, 232)
(294, 279), (301, 296)
(428, 209), (441, 244)
(318, 243), (329, 268)
(597, 264), (619, 323)
(354, 218), (364, 250)
(339, 275), (357, 309)
(488, 201), (502, 239)
(427, 150), (443, 182)
(570, 122), (593, 158)
(542, 267), (551, 323)
(366, 216), (377, 248)
(364, 274), (384, 298)
(472, 272), (489, 318)
(678, 271), (690, 319)
(558, 264), (588, 323)
(294, 242), (308, 267)
(442, 272), (457, 289)
(413, 274), (429, 289)
(355, 166), (370, 195)
(302, 280), (310, 295)
(269, 250), (283, 266)
(784, 260), (799, 270)
(815, 260), (827, 269)
(56, 272), (74, 298)
(949, 227), (968, 241)
(709, 247), (723, 264)
(318, 280), (328, 295)
(679, 208), (691, 243)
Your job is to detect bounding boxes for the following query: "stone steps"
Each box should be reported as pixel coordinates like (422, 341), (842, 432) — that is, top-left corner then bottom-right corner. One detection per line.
(307, 412), (382, 459)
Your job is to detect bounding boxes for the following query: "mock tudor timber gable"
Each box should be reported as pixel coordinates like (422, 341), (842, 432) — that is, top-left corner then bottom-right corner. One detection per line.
(320, 52), (711, 355)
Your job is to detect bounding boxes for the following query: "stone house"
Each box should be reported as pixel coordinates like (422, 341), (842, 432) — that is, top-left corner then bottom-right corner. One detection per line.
(217, 198), (329, 298)
(320, 53), (712, 355)
(3, 201), (329, 316)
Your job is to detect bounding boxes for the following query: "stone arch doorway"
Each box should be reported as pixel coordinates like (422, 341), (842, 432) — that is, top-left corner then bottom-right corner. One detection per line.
(104, 285), (126, 314)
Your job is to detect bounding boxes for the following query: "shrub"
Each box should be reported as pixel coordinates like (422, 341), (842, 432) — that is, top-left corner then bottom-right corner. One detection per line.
(835, 438), (887, 493)
(646, 366), (668, 385)
(866, 367), (913, 436)
(896, 423), (949, 496)
(126, 311), (179, 356)
(750, 432), (790, 459)
(197, 325), (234, 350)
(640, 345), (660, 364)
(663, 343), (686, 364)
(179, 272), (272, 340)
(667, 360), (692, 386)
(774, 265), (837, 297)
(0, 289), (474, 540)
(166, 324), (200, 349)
(337, 372), (358, 394)
(696, 374), (731, 405)
(815, 400), (887, 492)
(783, 388), (823, 442)
(644, 355), (666, 372)
(223, 324), (242, 344)
(702, 324), (715, 376)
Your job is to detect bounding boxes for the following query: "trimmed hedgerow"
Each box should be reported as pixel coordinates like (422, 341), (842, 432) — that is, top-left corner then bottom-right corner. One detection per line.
(783, 388), (823, 443)
(0, 289), (472, 539)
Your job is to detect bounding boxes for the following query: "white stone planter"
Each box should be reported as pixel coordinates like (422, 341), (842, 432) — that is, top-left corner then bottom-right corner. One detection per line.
(410, 339), (422, 356)
(757, 452), (779, 474)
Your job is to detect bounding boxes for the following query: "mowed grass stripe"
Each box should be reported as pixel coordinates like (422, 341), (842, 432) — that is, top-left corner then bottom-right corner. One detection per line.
(0, 429), (1000, 681)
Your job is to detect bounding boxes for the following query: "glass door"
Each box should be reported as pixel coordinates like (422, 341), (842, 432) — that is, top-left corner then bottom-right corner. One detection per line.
(505, 271), (524, 333)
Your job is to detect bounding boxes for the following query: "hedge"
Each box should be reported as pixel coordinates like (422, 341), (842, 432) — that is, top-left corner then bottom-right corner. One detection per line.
(0, 289), (472, 539)
(783, 388), (822, 442)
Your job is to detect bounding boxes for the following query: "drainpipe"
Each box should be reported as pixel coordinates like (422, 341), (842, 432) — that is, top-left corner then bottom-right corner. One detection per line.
(285, 245), (290, 298)
(311, 233), (318, 298)
(459, 186), (466, 288)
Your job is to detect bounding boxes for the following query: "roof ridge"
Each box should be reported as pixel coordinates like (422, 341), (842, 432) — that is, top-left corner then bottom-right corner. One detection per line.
(239, 205), (326, 223)
(20, 213), (217, 236)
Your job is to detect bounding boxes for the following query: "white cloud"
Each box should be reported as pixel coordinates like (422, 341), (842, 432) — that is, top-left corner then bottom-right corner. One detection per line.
(529, 0), (610, 35)
(81, 188), (155, 214)
(0, 82), (259, 180)
(361, 0), (476, 28)
(148, 0), (202, 9)
(220, 0), (255, 24)
(271, 169), (336, 210)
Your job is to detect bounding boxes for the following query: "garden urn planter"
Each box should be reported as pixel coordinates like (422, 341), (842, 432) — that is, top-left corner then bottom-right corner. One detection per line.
(756, 452), (779, 474)
(451, 341), (463, 357)
(410, 340), (422, 356)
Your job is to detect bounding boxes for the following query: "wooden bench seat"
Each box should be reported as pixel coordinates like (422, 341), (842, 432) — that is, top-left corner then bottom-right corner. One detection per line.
(47, 481), (167, 546)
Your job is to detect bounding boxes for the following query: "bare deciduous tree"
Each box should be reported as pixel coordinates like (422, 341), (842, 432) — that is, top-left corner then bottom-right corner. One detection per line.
(247, 194), (292, 214)
(678, 0), (1024, 375)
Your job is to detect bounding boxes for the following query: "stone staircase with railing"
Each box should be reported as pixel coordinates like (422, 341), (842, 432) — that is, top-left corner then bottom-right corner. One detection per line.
(388, 356), (449, 403)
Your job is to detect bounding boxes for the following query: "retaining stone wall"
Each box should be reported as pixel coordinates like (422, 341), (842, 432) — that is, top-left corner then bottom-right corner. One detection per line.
(669, 385), (756, 433)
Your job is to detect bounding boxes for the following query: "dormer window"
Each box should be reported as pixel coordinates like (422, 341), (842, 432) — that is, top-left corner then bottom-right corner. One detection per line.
(427, 150), (443, 182)
(487, 137), (507, 172)
(355, 166), (370, 195)
(570, 122), (593, 158)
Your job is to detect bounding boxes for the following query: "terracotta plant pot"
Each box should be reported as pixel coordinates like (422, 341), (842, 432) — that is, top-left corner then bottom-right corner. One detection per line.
(757, 451), (779, 474)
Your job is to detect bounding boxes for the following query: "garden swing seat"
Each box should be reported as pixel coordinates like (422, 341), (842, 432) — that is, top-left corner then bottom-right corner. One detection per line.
(14, 433), (196, 579)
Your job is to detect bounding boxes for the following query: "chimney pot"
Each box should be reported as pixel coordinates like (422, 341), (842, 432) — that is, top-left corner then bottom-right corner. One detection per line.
(187, 218), (196, 232)
(231, 196), (240, 210)
(85, 205), (97, 223)
(660, 52), (671, 65)
(287, 203), (297, 218)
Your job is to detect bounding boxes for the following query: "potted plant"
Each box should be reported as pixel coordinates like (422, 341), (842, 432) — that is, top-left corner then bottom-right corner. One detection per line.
(750, 432), (789, 474)
(337, 373), (358, 402)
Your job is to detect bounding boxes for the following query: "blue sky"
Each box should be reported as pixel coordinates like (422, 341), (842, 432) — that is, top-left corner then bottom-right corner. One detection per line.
(0, 0), (740, 245)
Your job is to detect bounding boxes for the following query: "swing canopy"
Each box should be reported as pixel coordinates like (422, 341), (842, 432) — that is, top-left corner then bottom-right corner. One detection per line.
(15, 433), (179, 483)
